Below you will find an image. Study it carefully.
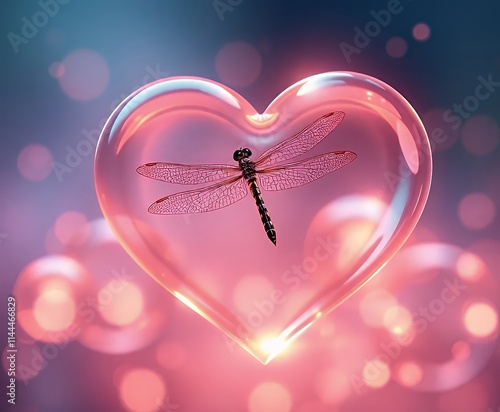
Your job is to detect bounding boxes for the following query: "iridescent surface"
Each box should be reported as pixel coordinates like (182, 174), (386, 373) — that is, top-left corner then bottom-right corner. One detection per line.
(95, 72), (432, 363)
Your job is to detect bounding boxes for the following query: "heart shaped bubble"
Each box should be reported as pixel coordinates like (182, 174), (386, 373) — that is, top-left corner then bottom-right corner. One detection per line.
(95, 72), (432, 364)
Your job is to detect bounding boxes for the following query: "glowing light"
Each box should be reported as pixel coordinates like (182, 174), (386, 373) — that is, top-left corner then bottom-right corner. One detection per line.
(359, 289), (398, 328)
(33, 289), (76, 331)
(58, 49), (109, 101)
(14, 255), (93, 343)
(363, 360), (391, 388)
(260, 337), (289, 358)
(386, 36), (408, 58)
(412, 23), (431, 41)
(397, 361), (423, 387)
(215, 41), (262, 87)
(173, 292), (205, 317)
(17, 144), (53, 181)
(456, 252), (486, 281)
(100, 281), (144, 327)
(119, 368), (166, 412)
(248, 382), (293, 412)
(458, 192), (496, 230)
(246, 113), (279, 128)
(383, 305), (412, 335)
(464, 302), (499, 338)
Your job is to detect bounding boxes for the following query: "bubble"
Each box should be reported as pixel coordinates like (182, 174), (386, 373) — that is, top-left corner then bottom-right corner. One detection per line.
(248, 382), (293, 412)
(412, 23), (431, 41)
(95, 72), (432, 363)
(461, 115), (499, 156)
(118, 368), (166, 412)
(458, 192), (496, 230)
(58, 49), (109, 101)
(386, 36), (408, 58)
(215, 41), (262, 87)
(370, 242), (500, 392)
(17, 144), (53, 181)
(64, 219), (172, 354)
(14, 255), (94, 343)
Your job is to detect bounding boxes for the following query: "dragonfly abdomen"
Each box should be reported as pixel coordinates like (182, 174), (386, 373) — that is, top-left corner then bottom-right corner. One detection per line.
(247, 178), (276, 245)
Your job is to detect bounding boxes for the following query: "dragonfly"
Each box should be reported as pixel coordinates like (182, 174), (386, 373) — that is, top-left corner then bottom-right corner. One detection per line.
(137, 111), (357, 245)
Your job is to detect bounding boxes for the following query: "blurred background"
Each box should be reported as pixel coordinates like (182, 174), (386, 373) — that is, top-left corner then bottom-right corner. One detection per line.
(1, 0), (500, 411)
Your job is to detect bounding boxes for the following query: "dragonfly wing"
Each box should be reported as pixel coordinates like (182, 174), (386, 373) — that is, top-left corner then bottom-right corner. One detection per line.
(148, 176), (248, 214)
(257, 151), (356, 191)
(137, 162), (241, 185)
(255, 111), (345, 168)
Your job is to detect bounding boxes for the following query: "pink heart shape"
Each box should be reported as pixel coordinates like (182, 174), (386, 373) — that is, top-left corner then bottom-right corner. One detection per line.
(95, 71), (432, 364)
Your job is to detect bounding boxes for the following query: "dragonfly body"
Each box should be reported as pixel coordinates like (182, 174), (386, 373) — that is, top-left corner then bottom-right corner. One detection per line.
(236, 149), (276, 244)
(137, 111), (357, 245)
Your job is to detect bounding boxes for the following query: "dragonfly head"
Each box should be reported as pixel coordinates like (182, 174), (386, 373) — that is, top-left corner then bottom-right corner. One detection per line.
(233, 147), (252, 161)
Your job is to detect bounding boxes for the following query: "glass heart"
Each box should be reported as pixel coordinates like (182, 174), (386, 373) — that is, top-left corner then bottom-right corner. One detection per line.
(94, 71), (432, 364)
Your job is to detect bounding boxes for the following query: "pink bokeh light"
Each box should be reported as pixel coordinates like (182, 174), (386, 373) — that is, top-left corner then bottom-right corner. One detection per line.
(14, 255), (94, 344)
(386, 36), (408, 58)
(215, 41), (262, 87)
(48, 62), (65, 78)
(461, 115), (499, 156)
(17, 143), (53, 181)
(118, 368), (167, 412)
(458, 192), (496, 230)
(58, 49), (110, 101)
(248, 381), (293, 412)
(412, 23), (431, 41)
(54, 211), (90, 246)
